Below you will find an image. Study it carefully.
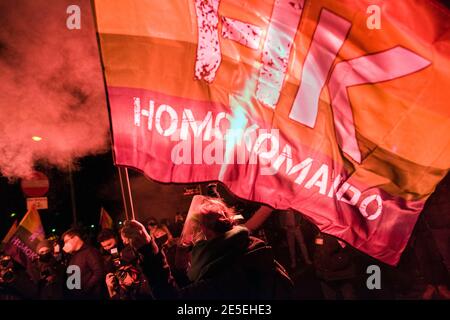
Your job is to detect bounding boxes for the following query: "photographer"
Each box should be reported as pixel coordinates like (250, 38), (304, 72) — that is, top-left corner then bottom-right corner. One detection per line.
(104, 241), (152, 300)
(33, 239), (65, 300)
(0, 254), (15, 284)
(105, 264), (151, 300)
(97, 228), (122, 274)
(0, 253), (37, 299)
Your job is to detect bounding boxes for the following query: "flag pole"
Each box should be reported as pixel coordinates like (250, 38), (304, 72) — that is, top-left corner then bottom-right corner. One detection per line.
(124, 168), (136, 220)
(68, 164), (78, 226)
(90, 1), (132, 222)
(117, 167), (130, 221)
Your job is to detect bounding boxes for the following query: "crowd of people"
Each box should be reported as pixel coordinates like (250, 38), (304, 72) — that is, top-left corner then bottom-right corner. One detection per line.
(0, 195), (294, 300)
(0, 185), (449, 300)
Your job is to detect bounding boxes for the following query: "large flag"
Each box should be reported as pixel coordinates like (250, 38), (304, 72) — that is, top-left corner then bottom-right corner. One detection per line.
(94, 0), (450, 265)
(99, 207), (114, 229)
(3, 207), (45, 266)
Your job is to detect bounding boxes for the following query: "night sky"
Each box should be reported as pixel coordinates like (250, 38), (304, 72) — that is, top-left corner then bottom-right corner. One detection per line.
(0, 149), (261, 241)
(0, 151), (119, 238)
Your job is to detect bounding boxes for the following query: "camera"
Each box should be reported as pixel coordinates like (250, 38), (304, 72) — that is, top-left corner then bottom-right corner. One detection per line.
(113, 265), (140, 289)
(39, 263), (57, 283)
(110, 247), (121, 268)
(40, 267), (52, 279)
(108, 245), (142, 292)
(0, 255), (15, 283)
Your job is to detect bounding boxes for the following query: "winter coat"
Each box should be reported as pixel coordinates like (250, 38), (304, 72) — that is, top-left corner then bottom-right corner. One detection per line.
(139, 226), (293, 299)
(65, 244), (105, 299)
(313, 233), (358, 281)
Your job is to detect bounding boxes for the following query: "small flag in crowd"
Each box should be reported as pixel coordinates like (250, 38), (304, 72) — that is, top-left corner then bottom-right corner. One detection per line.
(3, 206), (45, 266)
(99, 207), (114, 229)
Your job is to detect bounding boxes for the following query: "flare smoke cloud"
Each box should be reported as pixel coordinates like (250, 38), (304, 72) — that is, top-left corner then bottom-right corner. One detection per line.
(0, 0), (109, 178)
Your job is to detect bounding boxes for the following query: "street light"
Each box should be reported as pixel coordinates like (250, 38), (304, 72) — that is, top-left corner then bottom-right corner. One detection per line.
(32, 136), (42, 142)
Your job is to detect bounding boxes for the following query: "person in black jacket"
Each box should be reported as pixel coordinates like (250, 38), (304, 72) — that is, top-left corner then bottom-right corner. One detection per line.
(62, 229), (106, 299)
(313, 232), (359, 300)
(0, 253), (37, 299)
(97, 228), (123, 274)
(32, 239), (65, 300)
(121, 197), (293, 300)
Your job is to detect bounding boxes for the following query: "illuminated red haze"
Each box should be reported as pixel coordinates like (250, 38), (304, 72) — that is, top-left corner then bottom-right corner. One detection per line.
(0, 0), (109, 178)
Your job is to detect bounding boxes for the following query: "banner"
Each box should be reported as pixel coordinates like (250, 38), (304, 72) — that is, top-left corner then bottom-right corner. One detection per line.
(94, 0), (450, 265)
(3, 207), (45, 266)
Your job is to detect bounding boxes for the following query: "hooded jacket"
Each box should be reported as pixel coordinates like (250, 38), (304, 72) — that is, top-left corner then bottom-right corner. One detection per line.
(139, 226), (293, 299)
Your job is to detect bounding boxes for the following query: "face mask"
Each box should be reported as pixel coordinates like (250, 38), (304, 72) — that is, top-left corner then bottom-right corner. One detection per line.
(39, 252), (53, 263)
(63, 242), (74, 254)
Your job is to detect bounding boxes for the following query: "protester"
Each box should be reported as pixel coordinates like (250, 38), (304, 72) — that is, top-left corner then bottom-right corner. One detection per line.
(121, 197), (294, 299)
(31, 239), (65, 300)
(206, 183), (221, 199)
(279, 209), (312, 271)
(168, 213), (185, 238)
(97, 228), (122, 273)
(145, 217), (174, 249)
(413, 215), (450, 299)
(0, 251), (37, 299)
(313, 232), (359, 300)
(163, 215), (191, 288)
(97, 228), (119, 252)
(62, 228), (106, 299)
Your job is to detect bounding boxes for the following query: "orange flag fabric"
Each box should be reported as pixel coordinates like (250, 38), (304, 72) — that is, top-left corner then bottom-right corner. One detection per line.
(94, 0), (450, 265)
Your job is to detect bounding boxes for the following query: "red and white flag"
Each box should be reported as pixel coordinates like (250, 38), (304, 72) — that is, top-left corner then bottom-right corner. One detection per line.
(94, 0), (450, 265)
